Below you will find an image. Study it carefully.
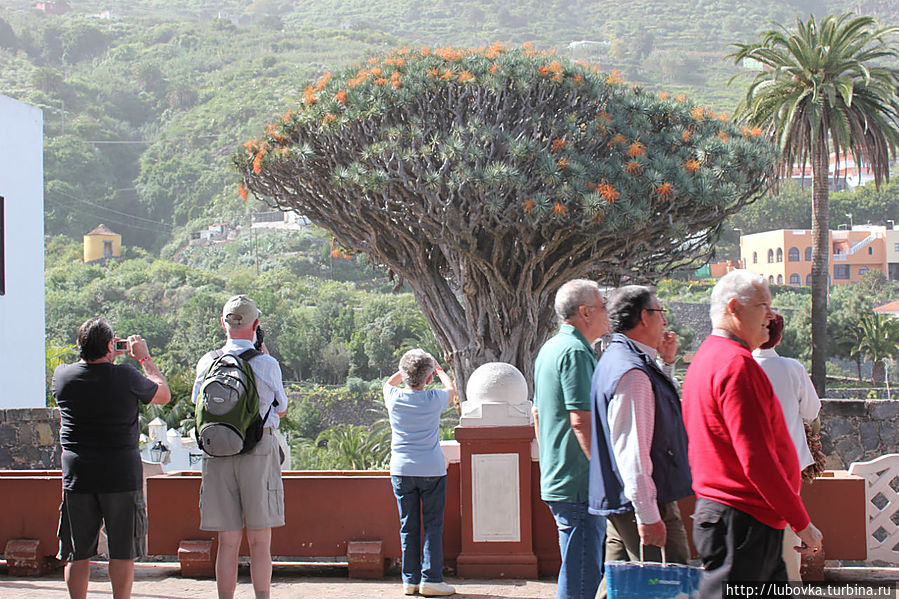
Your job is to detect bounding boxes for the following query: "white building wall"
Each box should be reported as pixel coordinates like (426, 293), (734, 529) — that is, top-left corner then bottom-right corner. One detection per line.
(0, 95), (46, 408)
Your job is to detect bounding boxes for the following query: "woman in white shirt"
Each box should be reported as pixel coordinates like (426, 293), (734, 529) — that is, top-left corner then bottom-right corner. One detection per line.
(753, 313), (821, 582)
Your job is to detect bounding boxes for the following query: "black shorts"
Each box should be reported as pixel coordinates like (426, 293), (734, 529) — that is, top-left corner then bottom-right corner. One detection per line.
(57, 489), (148, 561)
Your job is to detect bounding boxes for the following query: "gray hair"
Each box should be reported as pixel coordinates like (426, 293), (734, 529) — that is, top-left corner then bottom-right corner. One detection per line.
(607, 285), (654, 333)
(554, 279), (601, 321)
(709, 269), (768, 323)
(399, 348), (437, 388)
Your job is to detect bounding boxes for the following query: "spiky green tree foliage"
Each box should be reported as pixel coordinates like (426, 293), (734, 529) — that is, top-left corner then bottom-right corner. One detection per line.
(236, 44), (775, 397)
(729, 14), (899, 395)
(856, 313), (899, 385)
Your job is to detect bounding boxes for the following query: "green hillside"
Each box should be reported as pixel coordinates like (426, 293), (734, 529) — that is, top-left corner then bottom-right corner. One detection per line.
(2, 0), (892, 250)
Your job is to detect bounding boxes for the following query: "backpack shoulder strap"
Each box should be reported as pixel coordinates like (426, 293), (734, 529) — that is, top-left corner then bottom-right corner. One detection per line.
(236, 348), (279, 408)
(238, 348), (261, 361)
(200, 349), (226, 379)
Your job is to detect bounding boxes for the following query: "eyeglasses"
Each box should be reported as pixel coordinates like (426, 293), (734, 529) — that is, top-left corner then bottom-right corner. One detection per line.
(645, 308), (667, 313)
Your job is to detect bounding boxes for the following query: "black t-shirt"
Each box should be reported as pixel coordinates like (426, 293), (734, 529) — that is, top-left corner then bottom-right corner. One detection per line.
(52, 361), (158, 493)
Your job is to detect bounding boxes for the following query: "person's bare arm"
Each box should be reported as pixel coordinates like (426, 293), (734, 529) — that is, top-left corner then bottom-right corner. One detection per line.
(569, 409), (591, 459)
(434, 366), (460, 415)
(128, 335), (170, 405)
(532, 406), (540, 442)
(385, 371), (404, 388)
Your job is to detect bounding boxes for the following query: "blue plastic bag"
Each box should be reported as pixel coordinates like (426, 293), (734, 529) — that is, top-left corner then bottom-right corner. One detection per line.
(605, 559), (701, 599)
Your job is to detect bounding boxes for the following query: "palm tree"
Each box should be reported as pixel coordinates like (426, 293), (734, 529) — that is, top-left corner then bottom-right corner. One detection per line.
(856, 313), (899, 386)
(729, 14), (899, 394)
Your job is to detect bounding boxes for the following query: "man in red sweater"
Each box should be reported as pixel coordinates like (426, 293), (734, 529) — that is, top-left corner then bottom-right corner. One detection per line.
(682, 270), (822, 597)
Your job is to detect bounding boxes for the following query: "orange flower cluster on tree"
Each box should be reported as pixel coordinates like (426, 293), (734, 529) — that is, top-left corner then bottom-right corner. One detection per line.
(683, 158), (702, 172)
(334, 90), (347, 105)
(553, 203), (567, 217)
(552, 139), (568, 153)
(749, 126), (764, 137)
(608, 133), (626, 148)
(606, 69), (623, 85)
(538, 61), (564, 81)
(557, 158), (569, 169)
(626, 140), (646, 158)
(522, 199), (535, 214)
(597, 183), (620, 203)
(682, 129), (694, 142)
(237, 183), (248, 201)
(435, 47), (464, 61)
(252, 141), (269, 174)
(656, 183), (674, 199)
(625, 161), (643, 174)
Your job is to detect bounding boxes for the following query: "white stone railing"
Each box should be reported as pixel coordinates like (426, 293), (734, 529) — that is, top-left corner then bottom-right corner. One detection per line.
(848, 454), (899, 563)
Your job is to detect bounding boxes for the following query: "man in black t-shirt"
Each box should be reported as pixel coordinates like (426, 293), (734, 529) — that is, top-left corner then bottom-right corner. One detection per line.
(52, 317), (170, 599)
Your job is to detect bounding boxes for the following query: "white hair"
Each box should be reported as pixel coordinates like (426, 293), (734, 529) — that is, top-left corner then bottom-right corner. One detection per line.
(709, 269), (768, 323)
(554, 279), (601, 321)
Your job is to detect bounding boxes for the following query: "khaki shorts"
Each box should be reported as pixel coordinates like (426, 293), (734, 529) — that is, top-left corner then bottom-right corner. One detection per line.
(199, 432), (285, 531)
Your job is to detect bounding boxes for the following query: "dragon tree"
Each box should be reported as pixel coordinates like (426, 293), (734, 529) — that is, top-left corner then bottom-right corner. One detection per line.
(236, 44), (776, 398)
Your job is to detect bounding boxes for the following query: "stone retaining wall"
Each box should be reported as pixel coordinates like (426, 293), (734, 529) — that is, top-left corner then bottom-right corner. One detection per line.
(0, 408), (60, 469)
(819, 399), (899, 469)
(0, 399), (897, 471)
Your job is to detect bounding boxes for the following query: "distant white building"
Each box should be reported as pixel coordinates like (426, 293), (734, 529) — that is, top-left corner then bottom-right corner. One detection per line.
(251, 210), (310, 230)
(790, 152), (878, 191)
(0, 95), (46, 408)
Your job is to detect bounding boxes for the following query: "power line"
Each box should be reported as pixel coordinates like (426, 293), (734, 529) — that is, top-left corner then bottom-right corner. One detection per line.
(45, 195), (173, 235)
(49, 189), (173, 229)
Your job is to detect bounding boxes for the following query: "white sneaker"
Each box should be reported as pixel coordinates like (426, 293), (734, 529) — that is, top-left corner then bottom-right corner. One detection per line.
(419, 581), (455, 596)
(403, 582), (418, 595)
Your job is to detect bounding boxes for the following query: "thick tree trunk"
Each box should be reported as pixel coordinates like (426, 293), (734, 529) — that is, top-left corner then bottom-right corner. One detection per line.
(872, 359), (885, 386)
(810, 136), (830, 396)
(401, 255), (560, 403)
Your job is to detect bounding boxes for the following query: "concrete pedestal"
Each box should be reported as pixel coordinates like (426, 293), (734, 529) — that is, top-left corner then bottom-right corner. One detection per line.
(454, 425), (538, 578)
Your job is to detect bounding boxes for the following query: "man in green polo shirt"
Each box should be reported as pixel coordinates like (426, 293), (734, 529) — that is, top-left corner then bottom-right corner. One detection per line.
(533, 279), (609, 599)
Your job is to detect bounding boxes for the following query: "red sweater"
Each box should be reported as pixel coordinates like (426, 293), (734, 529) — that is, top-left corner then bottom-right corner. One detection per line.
(682, 334), (810, 532)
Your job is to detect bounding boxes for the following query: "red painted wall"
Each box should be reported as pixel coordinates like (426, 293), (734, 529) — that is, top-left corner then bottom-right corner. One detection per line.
(0, 474), (62, 559)
(0, 467), (867, 565)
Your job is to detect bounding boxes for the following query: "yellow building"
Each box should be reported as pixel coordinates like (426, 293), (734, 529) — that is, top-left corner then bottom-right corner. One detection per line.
(739, 226), (887, 286)
(83, 224), (122, 263)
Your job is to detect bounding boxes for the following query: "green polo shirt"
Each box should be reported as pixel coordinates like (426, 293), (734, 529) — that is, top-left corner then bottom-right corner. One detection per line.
(533, 323), (596, 503)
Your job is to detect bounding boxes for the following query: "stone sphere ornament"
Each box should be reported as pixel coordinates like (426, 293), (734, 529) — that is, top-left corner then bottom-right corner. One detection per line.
(461, 362), (533, 427)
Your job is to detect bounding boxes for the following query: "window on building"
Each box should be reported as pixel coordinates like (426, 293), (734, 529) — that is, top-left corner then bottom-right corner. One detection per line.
(789, 273), (801, 285)
(769, 275), (775, 284)
(805, 247), (812, 261)
(776, 274), (783, 284)
(834, 265), (850, 279)
(894, 243), (899, 252)
(869, 246), (874, 255)
(806, 273), (812, 285)
(767, 249), (774, 263)
(859, 267), (869, 276)
(776, 248), (783, 262)
(752, 251), (758, 264)
(788, 247), (800, 262)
